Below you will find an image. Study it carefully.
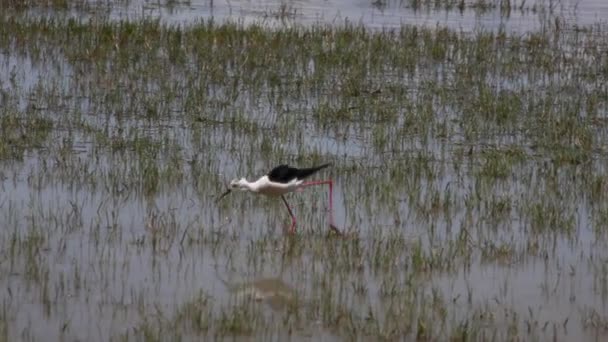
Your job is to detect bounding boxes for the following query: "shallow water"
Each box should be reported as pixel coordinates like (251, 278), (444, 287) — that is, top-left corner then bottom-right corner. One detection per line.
(12, 0), (608, 32)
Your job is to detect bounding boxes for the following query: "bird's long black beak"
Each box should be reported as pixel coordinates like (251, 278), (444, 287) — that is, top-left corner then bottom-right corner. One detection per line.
(216, 188), (232, 203)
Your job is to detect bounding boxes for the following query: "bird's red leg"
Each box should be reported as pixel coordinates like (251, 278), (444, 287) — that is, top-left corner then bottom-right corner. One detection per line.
(299, 180), (341, 235)
(281, 195), (297, 234)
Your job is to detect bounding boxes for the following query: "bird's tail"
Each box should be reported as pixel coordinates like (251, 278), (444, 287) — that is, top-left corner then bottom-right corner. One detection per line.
(295, 163), (332, 179)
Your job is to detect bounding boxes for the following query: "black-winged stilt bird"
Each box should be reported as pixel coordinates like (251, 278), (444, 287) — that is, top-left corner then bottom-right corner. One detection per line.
(217, 163), (341, 235)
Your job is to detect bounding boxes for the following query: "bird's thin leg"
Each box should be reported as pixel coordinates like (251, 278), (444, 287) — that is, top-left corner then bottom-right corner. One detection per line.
(281, 195), (297, 234)
(299, 180), (341, 235)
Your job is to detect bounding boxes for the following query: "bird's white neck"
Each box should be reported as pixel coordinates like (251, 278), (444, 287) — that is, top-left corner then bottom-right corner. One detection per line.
(236, 178), (260, 192)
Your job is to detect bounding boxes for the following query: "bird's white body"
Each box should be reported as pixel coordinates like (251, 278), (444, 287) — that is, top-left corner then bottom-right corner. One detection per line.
(232, 176), (303, 197)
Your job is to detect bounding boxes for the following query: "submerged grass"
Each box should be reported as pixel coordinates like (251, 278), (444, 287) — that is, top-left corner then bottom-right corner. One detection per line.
(0, 111), (53, 160)
(0, 8), (607, 341)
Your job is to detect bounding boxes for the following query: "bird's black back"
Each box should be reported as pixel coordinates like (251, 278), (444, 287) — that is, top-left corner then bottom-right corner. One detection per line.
(267, 163), (331, 183)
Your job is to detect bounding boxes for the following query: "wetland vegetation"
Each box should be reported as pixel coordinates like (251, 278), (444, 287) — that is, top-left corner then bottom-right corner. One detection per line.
(1, 0), (608, 341)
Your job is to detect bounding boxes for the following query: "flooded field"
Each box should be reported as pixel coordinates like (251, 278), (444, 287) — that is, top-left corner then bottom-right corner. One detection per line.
(1, 0), (608, 341)
(5, 0), (608, 31)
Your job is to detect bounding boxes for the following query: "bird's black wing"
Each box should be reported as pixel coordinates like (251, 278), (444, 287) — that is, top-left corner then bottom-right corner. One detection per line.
(267, 164), (297, 183)
(267, 163), (331, 183)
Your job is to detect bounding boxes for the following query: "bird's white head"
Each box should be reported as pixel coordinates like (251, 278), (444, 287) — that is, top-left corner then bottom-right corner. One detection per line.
(229, 178), (250, 191)
(217, 177), (258, 203)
